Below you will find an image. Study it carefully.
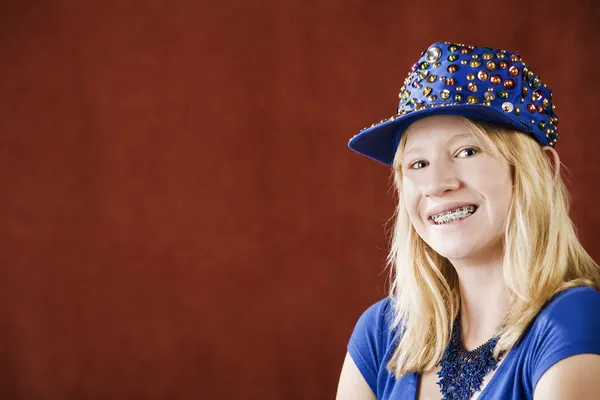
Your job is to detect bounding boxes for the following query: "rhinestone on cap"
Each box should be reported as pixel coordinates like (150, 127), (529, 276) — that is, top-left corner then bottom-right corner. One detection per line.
(425, 46), (442, 62)
(502, 102), (514, 112)
(504, 79), (516, 89)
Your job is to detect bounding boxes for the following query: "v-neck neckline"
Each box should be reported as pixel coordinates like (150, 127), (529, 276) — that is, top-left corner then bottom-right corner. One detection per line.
(412, 346), (515, 400)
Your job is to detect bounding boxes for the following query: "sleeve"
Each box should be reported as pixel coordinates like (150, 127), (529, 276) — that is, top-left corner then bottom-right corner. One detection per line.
(530, 287), (600, 389)
(347, 298), (390, 395)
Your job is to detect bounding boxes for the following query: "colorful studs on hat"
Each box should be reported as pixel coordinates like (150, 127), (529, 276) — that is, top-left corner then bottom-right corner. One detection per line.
(350, 42), (560, 166)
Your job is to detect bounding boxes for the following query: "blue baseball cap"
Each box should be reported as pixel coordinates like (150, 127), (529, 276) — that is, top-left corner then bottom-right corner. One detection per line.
(348, 42), (559, 166)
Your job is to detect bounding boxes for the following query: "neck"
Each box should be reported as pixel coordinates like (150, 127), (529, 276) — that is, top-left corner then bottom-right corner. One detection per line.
(450, 254), (509, 351)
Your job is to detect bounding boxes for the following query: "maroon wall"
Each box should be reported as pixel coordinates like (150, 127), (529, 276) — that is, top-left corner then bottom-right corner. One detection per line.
(2, 1), (599, 398)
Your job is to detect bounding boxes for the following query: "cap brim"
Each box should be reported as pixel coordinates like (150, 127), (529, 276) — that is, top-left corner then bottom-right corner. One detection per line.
(348, 104), (532, 166)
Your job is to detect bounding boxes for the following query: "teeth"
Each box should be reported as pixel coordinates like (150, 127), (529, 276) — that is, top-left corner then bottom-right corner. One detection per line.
(431, 205), (477, 225)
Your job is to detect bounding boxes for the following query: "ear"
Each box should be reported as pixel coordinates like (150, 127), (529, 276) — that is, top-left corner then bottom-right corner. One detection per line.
(542, 146), (560, 179)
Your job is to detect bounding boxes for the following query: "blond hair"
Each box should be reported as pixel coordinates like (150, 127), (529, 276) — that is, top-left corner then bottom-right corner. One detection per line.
(384, 117), (600, 377)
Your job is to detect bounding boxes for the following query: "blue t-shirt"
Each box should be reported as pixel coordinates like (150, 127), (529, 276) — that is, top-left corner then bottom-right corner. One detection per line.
(348, 286), (600, 399)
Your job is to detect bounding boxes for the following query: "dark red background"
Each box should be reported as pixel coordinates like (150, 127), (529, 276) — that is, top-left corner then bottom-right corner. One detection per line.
(2, 1), (599, 398)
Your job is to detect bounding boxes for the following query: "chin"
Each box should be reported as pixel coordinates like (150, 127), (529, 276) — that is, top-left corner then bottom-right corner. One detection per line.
(432, 246), (480, 261)
(427, 236), (502, 262)
(422, 234), (482, 259)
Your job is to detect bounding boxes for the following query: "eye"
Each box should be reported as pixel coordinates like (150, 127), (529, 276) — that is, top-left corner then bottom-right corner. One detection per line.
(409, 160), (429, 170)
(457, 147), (480, 158)
(407, 147), (480, 170)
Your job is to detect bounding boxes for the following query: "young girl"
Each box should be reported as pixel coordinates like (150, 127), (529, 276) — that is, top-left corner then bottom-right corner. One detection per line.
(336, 42), (600, 400)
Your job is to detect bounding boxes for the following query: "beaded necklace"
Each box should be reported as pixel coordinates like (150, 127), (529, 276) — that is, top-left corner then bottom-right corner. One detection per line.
(436, 314), (505, 400)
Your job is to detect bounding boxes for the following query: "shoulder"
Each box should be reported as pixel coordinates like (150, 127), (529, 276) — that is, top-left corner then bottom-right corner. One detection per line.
(528, 286), (600, 390)
(346, 297), (397, 393)
(352, 297), (393, 335)
(535, 286), (600, 337)
(530, 287), (600, 399)
(348, 297), (395, 360)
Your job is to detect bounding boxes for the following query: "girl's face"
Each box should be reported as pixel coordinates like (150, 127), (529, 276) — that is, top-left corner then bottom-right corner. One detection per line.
(399, 115), (513, 262)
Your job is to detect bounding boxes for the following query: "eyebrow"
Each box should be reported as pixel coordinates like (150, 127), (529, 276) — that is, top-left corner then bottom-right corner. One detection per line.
(403, 133), (474, 157)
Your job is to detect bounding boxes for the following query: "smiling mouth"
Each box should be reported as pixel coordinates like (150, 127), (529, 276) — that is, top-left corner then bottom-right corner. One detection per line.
(430, 205), (478, 225)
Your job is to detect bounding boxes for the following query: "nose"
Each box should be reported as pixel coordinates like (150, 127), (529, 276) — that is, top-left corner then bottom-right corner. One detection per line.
(422, 160), (461, 198)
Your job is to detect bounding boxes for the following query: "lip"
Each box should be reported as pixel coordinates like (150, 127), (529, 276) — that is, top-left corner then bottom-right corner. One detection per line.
(426, 202), (479, 222)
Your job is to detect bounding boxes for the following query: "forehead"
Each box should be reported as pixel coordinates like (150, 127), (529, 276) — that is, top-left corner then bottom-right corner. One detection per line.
(402, 115), (477, 153)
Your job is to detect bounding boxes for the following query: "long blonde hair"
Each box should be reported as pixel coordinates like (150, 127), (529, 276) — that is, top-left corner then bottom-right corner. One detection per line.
(385, 117), (600, 377)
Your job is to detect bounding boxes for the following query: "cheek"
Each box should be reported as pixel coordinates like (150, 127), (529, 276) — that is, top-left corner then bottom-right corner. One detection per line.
(473, 163), (513, 212)
(401, 177), (422, 221)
